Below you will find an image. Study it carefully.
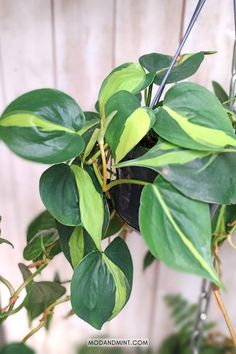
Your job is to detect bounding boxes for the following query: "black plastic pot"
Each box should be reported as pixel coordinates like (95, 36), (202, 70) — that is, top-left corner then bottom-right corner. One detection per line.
(111, 145), (157, 231)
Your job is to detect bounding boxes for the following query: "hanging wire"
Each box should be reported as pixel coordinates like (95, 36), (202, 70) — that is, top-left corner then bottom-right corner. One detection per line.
(190, 279), (212, 354)
(150, 0), (207, 108)
(190, 205), (218, 354)
(229, 0), (236, 113)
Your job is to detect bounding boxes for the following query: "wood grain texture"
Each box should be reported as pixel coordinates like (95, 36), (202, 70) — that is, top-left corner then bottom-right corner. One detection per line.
(183, 0), (234, 90)
(115, 0), (183, 65)
(0, 0), (235, 353)
(53, 0), (115, 110)
(0, 0), (55, 351)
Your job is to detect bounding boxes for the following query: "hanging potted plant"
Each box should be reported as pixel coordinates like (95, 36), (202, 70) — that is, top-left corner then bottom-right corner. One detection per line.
(0, 49), (234, 330)
(1, 3), (236, 350)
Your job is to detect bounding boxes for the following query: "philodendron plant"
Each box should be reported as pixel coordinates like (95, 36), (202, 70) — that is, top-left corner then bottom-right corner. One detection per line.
(1, 50), (236, 341)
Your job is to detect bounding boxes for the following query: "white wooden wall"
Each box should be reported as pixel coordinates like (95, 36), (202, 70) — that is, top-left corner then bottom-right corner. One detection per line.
(0, 1), (236, 353)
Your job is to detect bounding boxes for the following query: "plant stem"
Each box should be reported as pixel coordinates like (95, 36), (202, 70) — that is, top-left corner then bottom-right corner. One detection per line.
(22, 320), (45, 343)
(99, 142), (108, 191)
(13, 261), (49, 300)
(22, 295), (70, 343)
(92, 162), (103, 187)
(85, 143), (108, 165)
(106, 179), (148, 191)
(0, 276), (15, 297)
(212, 286), (236, 347)
(27, 259), (45, 269)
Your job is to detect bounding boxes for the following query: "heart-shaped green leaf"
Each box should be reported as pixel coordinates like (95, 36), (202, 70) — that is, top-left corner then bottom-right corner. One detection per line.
(117, 140), (236, 204)
(70, 165), (104, 250)
(105, 91), (155, 163)
(154, 82), (236, 151)
(40, 164), (81, 226)
(139, 176), (220, 285)
(71, 237), (133, 329)
(139, 52), (206, 84)
(0, 89), (85, 163)
(98, 63), (147, 118)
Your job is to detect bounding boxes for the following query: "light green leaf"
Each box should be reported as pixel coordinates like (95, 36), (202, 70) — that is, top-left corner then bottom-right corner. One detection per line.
(70, 237), (133, 329)
(57, 223), (96, 267)
(69, 226), (84, 268)
(0, 89), (85, 163)
(70, 165), (104, 250)
(105, 91), (155, 163)
(98, 63), (146, 117)
(139, 176), (221, 286)
(154, 82), (236, 151)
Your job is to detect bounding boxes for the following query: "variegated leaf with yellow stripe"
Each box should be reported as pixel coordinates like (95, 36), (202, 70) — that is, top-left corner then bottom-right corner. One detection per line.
(98, 62), (153, 118)
(71, 237), (133, 329)
(70, 165), (104, 251)
(117, 140), (236, 204)
(154, 82), (236, 151)
(0, 89), (85, 164)
(139, 176), (221, 286)
(105, 91), (155, 163)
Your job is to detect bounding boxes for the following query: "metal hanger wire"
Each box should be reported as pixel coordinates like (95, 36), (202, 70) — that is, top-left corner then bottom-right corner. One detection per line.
(150, 0), (207, 108)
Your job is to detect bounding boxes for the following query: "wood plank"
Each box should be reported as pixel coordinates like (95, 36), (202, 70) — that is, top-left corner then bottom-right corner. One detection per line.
(115, 0), (183, 65)
(53, 0), (114, 111)
(183, 0), (234, 91)
(0, 0), (54, 350)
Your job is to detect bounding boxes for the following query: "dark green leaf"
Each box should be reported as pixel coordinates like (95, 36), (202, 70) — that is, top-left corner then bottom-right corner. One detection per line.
(0, 343), (35, 354)
(0, 89), (85, 163)
(212, 81), (229, 104)
(139, 52), (172, 73)
(40, 164), (81, 226)
(23, 229), (58, 261)
(139, 176), (220, 285)
(140, 52), (205, 84)
(143, 251), (156, 270)
(71, 237), (133, 329)
(19, 264), (66, 320)
(105, 213), (124, 238)
(57, 222), (74, 264)
(27, 210), (56, 243)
